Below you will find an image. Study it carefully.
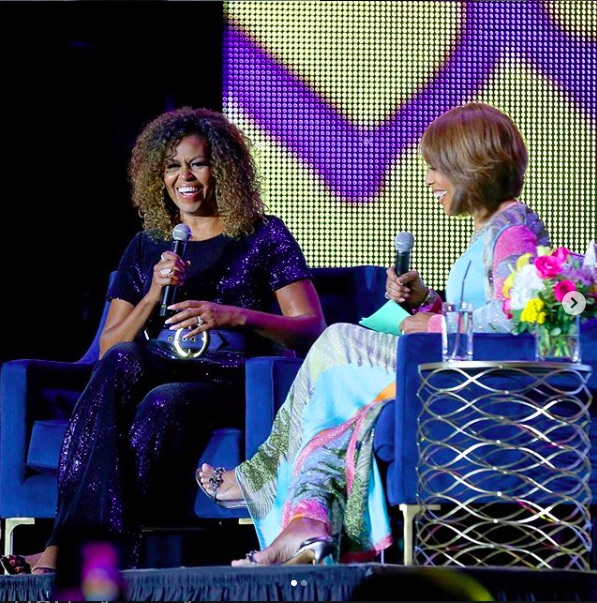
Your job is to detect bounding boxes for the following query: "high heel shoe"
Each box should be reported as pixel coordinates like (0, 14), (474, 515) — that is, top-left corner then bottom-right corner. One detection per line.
(195, 466), (247, 509)
(281, 536), (337, 565)
(240, 537), (337, 566)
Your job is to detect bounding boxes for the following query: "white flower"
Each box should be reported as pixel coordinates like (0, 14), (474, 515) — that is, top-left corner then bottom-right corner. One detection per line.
(509, 264), (544, 310)
(583, 240), (596, 269)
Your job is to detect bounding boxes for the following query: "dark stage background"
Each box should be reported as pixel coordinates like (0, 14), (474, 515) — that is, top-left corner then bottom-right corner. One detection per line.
(0, 1), (224, 364)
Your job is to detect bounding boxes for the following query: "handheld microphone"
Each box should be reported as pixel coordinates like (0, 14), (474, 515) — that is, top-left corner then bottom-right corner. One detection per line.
(394, 231), (414, 276)
(159, 223), (192, 317)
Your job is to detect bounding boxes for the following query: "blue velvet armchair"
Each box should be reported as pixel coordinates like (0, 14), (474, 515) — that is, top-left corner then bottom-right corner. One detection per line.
(0, 274), (114, 557)
(0, 265), (388, 557)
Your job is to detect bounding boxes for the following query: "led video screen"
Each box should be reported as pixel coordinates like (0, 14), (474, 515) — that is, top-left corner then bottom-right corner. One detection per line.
(224, 1), (596, 289)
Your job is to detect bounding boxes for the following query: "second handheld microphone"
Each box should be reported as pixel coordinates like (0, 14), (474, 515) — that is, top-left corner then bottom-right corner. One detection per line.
(394, 231), (415, 276)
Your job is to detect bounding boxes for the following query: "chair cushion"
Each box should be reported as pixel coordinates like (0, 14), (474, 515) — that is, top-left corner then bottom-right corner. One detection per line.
(27, 419), (68, 473)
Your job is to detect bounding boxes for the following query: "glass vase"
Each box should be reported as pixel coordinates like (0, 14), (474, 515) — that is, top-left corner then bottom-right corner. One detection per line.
(534, 316), (581, 363)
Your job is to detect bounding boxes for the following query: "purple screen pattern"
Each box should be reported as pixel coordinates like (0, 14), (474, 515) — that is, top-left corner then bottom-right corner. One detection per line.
(224, 1), (596, 273)
(225, 1), (595, 200)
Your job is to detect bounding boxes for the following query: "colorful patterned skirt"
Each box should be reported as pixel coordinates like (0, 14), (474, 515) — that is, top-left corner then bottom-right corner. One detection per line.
(236, 323), (398, 562)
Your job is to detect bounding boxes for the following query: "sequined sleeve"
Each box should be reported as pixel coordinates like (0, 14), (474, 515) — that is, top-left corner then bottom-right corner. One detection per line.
(263, 216), (312, 291)
(106, 232), (148, 305)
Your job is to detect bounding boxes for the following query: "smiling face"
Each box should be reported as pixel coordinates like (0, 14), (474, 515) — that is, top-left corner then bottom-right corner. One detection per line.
(163, 135), (217, 217)
(420, 103), (528, 223)
(426, 166), (456, 215)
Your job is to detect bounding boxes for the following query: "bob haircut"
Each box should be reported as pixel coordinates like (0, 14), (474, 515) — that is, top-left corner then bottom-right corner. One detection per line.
(420, 103), (528, 217)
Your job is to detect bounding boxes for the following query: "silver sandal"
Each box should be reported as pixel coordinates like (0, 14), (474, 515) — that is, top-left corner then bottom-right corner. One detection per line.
(196, 466), (247, 509)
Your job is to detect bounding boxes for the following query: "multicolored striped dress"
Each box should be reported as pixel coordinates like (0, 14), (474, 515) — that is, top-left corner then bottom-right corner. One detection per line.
(235, 202), (550, 562)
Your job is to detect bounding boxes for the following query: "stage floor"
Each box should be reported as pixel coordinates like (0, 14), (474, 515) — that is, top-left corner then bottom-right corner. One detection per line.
(1, 563), (597, 601)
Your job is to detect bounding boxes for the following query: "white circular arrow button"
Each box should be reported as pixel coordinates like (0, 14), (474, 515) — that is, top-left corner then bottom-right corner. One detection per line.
(562, 291), (586, 316)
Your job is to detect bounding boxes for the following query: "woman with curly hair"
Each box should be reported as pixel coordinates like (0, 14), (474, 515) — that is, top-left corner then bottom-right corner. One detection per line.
(3, 107), (325, 574)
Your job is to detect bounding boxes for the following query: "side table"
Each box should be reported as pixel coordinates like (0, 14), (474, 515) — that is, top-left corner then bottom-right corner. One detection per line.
(415, 361), (593, 569)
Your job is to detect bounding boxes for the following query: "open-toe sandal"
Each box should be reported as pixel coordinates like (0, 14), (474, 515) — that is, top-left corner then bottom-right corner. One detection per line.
(244, 550), (259, 564)
(196, 466), (247, 509)
(281, 537), (337, 565)
(0, 554), (31, 575)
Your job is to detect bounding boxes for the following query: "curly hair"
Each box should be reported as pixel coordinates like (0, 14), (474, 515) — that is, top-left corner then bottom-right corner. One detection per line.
(128, 107), (266, 240)
(420, 102), (528, 218)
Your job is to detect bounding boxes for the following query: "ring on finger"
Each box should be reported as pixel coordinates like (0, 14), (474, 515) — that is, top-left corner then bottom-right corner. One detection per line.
(196, 316), (204, 326)
(161, 252), (168, 261)
(160, 268), (172, 276)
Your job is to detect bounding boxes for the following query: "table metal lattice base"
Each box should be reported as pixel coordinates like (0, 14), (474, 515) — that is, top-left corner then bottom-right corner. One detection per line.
(415, 361), (593, 570)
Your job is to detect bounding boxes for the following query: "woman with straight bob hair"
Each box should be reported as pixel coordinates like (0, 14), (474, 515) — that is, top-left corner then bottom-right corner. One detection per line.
(198, 102), (550, 566)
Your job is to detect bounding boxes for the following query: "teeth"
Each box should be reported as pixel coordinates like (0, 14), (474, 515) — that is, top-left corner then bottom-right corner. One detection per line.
(179, 187), (198, 194)
(434, 191), (447, 199)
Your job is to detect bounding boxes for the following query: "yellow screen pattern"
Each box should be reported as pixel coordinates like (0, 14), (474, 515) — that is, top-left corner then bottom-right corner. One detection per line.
(224, 1), (596, 291)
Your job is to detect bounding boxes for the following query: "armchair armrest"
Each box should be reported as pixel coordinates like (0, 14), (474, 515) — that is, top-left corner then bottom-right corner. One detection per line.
(390, 330), (539, 507)
(244, 356), (303, 458)
(390, 333), (442, 507)
(0, 358), (95, 511)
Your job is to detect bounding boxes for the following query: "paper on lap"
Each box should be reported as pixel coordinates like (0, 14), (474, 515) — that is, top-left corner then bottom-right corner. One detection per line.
(359, 300), (411, 336)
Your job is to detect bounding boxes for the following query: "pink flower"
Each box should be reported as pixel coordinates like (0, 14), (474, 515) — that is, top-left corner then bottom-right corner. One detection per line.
(502, 298), (512, 319)
(535, 255), (564, 278)
(554, 280), (577, 301)
(553, 247), (570, 263)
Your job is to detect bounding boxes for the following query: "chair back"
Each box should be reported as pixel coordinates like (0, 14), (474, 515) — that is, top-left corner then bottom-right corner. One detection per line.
(311, 265), (387, 325)
(78, 271), (117, 363)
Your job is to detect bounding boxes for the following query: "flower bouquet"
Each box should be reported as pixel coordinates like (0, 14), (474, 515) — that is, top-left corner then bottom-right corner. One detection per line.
(502, 243), (597, 362)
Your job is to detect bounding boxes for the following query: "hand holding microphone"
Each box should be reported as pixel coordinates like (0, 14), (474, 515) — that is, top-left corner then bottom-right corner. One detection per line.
(159, 224), (192, 317)
(385, 231), (419, 311)
(387, 231), (431, 309)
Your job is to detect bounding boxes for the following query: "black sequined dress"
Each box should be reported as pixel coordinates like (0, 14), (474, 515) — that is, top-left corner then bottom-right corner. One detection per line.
(48, 216), (311, 566)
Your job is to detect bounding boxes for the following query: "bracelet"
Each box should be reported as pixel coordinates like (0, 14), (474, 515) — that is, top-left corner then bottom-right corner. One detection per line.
(411, 288), (436, 315)
(420, 287), (434, 307)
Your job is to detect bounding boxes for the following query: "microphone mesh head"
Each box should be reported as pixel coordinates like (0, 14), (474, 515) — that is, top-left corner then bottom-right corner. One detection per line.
(172, 224), (192, 241)
(394, 231), (414, 252)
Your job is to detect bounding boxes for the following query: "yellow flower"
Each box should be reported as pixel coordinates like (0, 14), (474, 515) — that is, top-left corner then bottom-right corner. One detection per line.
(521, 298), (546, 324)
(536, 245), (552, 257)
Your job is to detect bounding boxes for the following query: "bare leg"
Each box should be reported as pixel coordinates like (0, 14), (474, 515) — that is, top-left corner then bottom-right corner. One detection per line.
(231, 517), (331, 566)
(196, 463), (243, 503)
